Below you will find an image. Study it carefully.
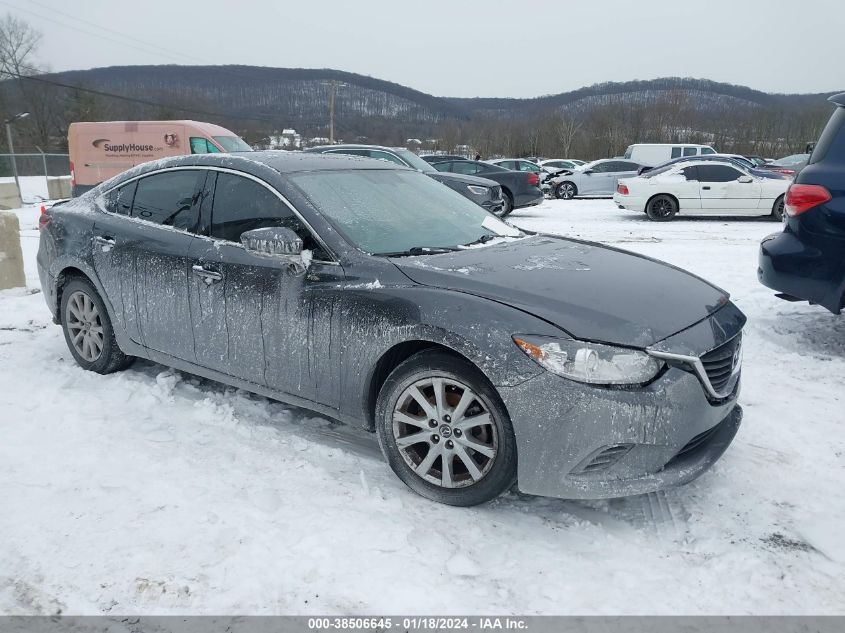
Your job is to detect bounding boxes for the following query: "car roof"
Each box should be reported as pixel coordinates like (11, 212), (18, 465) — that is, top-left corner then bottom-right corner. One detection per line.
(122, 151), (408, 179)
(307, 144), (399, 152)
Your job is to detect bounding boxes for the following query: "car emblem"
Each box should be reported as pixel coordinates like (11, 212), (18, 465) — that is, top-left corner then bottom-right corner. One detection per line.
(440, 425), (453, 439)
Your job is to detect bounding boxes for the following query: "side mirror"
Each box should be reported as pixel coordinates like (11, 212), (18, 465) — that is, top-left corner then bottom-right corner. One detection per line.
(240, 226), (307, 273)
(583, 169), (594, 175)
(737, 175), (753, 183)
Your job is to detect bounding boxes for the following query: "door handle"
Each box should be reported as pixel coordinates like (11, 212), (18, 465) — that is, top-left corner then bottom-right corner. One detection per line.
(702, 186), (711, 190)
(192, 265), (223, 282)
(94, 235), (116, 246)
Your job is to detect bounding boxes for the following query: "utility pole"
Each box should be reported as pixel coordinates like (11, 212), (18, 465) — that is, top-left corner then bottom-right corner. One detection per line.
(322, 80), (346, 143)
(4, 112), (30, 202)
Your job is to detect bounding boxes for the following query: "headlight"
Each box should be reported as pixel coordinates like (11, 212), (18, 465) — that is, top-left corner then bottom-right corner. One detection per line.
(513, 335), (663, 385)
(467, 185), (489, 196)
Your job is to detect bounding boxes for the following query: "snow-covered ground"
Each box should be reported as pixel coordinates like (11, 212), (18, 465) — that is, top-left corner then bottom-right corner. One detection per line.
(2, 199), (844, 615)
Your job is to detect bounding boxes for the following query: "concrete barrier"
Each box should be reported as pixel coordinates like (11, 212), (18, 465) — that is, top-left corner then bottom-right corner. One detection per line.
(48, 176), (72, 200)
(0, 211), (26, 289)
(0, 182), (22, 210)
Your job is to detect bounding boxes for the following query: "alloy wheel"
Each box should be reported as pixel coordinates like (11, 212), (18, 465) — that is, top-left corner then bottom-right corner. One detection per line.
(557, 183), (575, 199)
(392, 377), (498, 488)
(66, 290), (104, 362)
(650, 197), (674, 218)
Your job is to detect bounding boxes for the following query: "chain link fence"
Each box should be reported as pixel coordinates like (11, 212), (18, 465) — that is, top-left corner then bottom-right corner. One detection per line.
(0, 153), (71, 205)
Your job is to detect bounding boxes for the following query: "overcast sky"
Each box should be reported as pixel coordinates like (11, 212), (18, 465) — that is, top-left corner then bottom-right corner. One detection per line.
(8, 0), (844, 98)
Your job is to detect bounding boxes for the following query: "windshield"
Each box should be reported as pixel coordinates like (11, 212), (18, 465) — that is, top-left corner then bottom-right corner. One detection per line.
(212, 136), (253, 152)
(393, 148), (436, 173)
(773, 154), (809, 166)
(289, 169), (521, 255)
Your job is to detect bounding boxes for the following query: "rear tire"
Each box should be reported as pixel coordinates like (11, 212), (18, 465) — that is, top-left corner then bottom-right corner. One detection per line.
(646, 194), (678, 221)
(556, 181), (577, 199)
(60, 277), (134, 374)
(771, 194), (785, 221)
(375, 350), (517, 506)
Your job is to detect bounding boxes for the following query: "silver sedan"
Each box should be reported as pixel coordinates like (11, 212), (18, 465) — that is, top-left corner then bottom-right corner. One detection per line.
(550, 159), (641, 199)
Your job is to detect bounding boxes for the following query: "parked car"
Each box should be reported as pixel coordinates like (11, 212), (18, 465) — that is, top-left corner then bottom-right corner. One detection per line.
(765, 153), (811, 177)
(539, 159), (585, 171)
(68, 120), (252, 197)
(419, 154), (469, 163)
(623, 143), (717, 167)
(759, 93), (845, 313)
(639, 154), (789, 180)
(37, 151), (744, 506)
(430, 159), (544, 215)
(550, 159), (641, 199)
(614, 159), (790, 221)
(305, 145), (504, 215)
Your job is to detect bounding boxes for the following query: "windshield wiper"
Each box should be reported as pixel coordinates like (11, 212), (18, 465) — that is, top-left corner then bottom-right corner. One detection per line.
(459, 234), (496, 248)
(374, 246), (459, 257)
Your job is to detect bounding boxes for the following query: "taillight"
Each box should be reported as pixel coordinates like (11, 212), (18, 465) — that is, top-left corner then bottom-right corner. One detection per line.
(785, 183), (832, 217)
(38, 212), (51, 231)
(527, 172), (540, 186)
(617, 183), (629, 195)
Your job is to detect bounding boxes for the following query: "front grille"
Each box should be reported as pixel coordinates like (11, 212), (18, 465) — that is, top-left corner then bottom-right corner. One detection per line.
(699, 334), (742, 395)
(576, 444), (633, 474)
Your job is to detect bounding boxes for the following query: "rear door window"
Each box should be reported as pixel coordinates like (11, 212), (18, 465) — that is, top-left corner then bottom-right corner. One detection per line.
(671, 147), (682, 158)
(105, 181), (137, 215)
(132, 170), (202, 231)
(450, 161), (480, 175)
(683, 147), (697, 156)
(209, 172), (329, 260)
(680, 166), (700, 181)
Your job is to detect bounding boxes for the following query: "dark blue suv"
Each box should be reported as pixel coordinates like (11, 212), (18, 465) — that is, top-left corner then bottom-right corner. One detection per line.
(758, 93), (845, 313)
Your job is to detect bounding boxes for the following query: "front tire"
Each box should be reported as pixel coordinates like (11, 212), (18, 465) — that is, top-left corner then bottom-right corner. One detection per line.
(646, 194), (678, 221)
(375, 350), (517, 506)
(499, 190), (514, 217)
(771, 194), (785, 221)
(60, 277), (134, 374)
(556, 181), (577, 199)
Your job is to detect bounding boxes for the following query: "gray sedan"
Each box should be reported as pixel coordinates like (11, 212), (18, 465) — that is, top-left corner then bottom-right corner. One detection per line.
(551, 159), (642, 198)
(38, 152), (743, 506)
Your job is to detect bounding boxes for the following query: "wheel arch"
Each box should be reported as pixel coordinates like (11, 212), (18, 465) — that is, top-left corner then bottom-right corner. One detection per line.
(364, 340), (485, 431)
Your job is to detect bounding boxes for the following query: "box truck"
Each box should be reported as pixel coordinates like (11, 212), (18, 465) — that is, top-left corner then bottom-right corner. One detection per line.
(68, 120), (252, 196)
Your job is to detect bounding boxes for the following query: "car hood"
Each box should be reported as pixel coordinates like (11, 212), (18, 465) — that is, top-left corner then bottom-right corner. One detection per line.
(392, 235), (729, 347)
(427, 171), (500, 187)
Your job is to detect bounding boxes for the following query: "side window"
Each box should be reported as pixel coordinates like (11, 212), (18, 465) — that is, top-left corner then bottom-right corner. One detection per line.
(500, 161), (516, 170)
(191, 137), (214, 154)
(590, 162), (610, 173)
(432, 161), (452, 172)
(697, 165), (743, 182)
(671, 147), (682, 158)
(683, 147), (697, 156)
(451, 161), (480, 175)
(367, 150), (406, 166)
(680, 166), (699, 181)
(132, 170), (201, 231)
(327, 149), (369, 158)
(105, 181), (137, 216)
(210, 173), (329, 260)
(517, 161), (538, 172)
(616, 161), (638, 171)
(700, 147), (716, 155)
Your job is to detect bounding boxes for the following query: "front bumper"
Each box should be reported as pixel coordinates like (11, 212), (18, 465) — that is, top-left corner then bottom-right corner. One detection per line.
(758, 230), (844, 313)
(499, 367), (740, 499)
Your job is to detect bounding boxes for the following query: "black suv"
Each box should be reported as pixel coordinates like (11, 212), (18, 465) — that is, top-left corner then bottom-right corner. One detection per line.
(758, 93), (845, 313)
(305, 145), (507, 216)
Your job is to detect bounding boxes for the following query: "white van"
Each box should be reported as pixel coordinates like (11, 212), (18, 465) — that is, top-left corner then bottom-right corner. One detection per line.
(624, 143), (716, 167)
